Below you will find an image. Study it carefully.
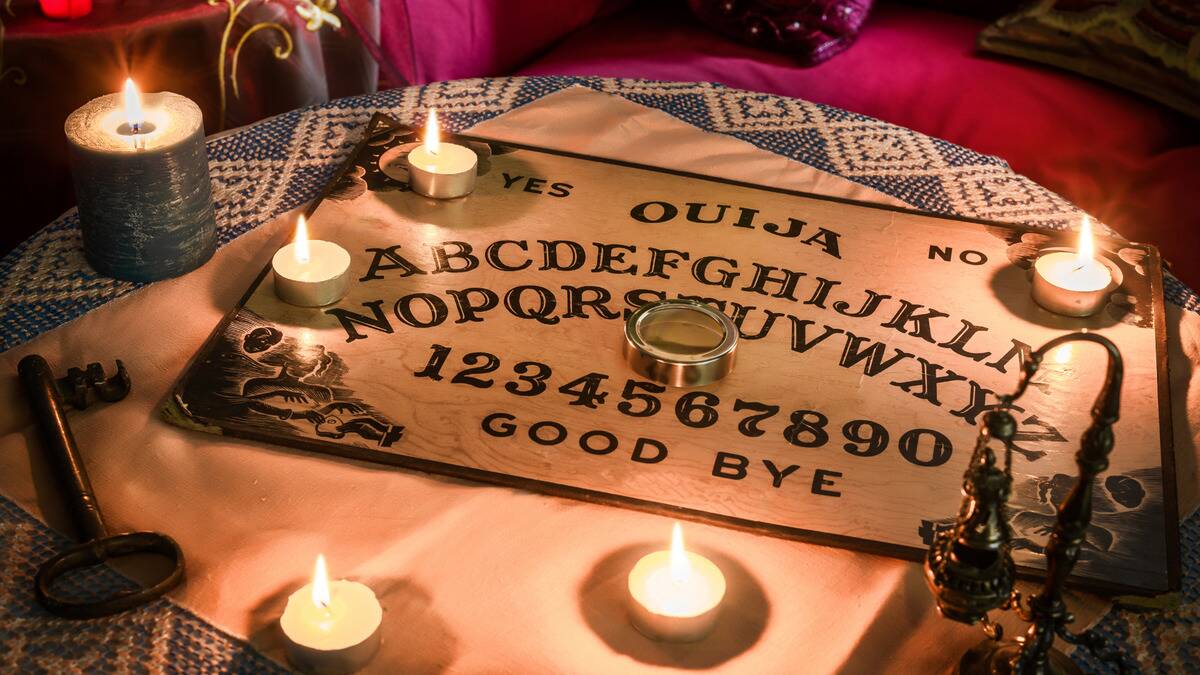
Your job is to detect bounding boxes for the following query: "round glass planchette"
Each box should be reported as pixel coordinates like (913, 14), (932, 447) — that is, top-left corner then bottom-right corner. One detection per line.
(624, 299), (738, 388)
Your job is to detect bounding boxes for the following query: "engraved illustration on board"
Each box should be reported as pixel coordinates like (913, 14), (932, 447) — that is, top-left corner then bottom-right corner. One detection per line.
(175, 310), (403, 448)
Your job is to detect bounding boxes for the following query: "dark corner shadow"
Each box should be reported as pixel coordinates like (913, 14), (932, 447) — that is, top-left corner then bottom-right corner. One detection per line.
(578, 542), (769, 669)
(832, 565), (934, 674)
(247, 575), (459, 675)
(988, 265), (1122, 330)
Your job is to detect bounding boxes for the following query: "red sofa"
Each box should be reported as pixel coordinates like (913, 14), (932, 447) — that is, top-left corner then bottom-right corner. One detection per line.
(382, 0), (1200, 289)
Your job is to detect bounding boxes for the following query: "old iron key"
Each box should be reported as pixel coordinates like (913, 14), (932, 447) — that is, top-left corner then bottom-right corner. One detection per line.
(18, 354), (185, 619)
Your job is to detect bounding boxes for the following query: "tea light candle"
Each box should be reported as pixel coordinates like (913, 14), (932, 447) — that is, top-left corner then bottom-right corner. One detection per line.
(273, 215), (351, 307)
(406, 109), (477, 199)
(280, 555), (382, 675)
(65, 78), (216, 281)
(1031, 216), (1118, 317)
(628, 523), (726, 642)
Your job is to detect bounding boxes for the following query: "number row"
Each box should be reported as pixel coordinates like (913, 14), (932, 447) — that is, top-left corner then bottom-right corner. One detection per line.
(413, 344), (952, 467)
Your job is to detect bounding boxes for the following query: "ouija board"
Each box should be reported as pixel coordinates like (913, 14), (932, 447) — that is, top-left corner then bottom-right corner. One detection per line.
(171, 114), (1179, 594)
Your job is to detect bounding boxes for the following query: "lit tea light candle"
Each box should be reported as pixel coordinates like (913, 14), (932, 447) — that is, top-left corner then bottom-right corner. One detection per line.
(406, 109), (477, 199)
(272, 215), (351, 307)
(65, 78), (216, 281)
(280, 554), (382, 675)
(1031, 216), (1119, 317)
(628, 522), (726, 642)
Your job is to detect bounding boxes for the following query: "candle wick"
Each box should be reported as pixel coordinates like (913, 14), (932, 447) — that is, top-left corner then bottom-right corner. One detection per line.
(130, 122), (141, 135)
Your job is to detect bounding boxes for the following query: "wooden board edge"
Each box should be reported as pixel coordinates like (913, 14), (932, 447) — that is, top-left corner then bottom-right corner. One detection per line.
(1149, 246), (1183, 592)
(161, 399), (1173, 597)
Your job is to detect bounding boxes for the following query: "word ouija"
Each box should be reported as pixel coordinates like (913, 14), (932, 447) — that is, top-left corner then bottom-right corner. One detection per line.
(628, 201), (842, 259)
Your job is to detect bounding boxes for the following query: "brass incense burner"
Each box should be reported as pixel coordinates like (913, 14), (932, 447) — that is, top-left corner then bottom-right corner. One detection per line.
(925, 332), (1126, 674)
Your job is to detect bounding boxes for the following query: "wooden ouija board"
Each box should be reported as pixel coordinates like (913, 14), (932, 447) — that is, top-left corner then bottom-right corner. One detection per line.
(171, 115), (1179, 594)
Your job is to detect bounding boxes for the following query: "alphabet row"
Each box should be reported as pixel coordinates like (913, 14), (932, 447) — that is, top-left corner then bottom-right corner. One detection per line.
(480, 412), (847, 496)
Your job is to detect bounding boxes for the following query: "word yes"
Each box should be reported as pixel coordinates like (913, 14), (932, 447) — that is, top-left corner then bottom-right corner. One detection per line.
(501, 172), (572, 198)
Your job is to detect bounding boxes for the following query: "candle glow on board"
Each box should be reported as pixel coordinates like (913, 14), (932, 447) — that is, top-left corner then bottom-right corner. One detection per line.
(627, 522), (726, 642)
(1053, 343), (1073, 365)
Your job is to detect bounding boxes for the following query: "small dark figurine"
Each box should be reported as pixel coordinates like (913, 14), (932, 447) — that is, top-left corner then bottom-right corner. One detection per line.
(924, 332), (1126, 674)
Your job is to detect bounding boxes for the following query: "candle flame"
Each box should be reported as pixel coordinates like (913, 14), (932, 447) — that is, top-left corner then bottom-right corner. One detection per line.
(293, 215), (310, 264)
(1077, 215), (1095, 267)
(424, 109), (440, 156)
(123, 78), (144, 132)
(312, 554), (331, 609)
(1053, 344), (1072, 364)
(669, 522), (691, 584)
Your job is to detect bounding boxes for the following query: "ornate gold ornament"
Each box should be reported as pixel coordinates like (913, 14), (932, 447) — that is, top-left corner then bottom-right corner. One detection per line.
(296, 0), (341, 31)
(210, 0), (293, 130)
(209, 0), (343, 129)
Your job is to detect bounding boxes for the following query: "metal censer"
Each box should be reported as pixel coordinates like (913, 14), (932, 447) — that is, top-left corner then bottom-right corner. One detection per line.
(924, 332), (1128, 674)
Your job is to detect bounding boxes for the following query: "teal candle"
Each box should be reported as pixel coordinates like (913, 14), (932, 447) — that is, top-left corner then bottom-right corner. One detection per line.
(64, 82), (216, 282)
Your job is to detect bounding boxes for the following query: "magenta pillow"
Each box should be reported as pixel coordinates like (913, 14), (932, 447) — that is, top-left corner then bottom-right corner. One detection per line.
(687, 0), (874, 65)
(381, 0), (632, 85)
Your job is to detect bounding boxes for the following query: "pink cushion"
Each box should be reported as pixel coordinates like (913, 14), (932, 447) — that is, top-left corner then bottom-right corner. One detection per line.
(517, 2), (1200, 288)
(382, 0), (629, 85)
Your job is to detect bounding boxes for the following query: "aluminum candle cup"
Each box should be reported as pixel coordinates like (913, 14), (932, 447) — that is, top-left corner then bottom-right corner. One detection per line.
(407, 143), (477, 199)
(280, 556), (382, 675)
(64, 87), (216, 281)
(1030, 247), (1121, 317)
(628, 523), (727, 642)
(624, 299), (737, 387)
(272, 240), (351, 307)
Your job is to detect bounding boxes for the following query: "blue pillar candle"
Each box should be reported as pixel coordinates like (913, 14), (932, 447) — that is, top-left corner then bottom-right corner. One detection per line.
(64, 82), (216, 282)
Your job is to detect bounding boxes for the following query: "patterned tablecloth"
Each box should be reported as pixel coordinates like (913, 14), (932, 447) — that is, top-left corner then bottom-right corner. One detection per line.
(0, 77), (1196, 672)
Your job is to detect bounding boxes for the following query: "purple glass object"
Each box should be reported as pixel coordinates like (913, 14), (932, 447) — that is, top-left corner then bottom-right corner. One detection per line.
(688, 0), (875, 65)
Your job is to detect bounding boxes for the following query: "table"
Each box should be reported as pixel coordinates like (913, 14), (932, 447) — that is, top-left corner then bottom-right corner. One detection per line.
(1, 76), (1197, 673)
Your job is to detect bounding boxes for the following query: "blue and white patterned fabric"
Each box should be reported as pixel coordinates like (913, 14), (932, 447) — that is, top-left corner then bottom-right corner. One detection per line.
(0, 493), (287, 673)
(3, 77), (1196, 354)
(0, 77), (1195, 672)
